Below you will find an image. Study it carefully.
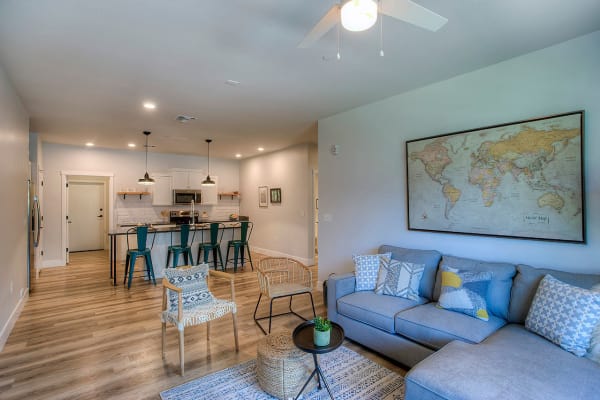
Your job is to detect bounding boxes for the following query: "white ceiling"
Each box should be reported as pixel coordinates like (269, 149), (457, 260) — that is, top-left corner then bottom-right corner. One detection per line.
(0, 0), (599, 159)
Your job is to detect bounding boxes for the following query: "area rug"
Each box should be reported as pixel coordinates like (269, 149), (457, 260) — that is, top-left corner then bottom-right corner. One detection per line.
(160, 346), (404, 400)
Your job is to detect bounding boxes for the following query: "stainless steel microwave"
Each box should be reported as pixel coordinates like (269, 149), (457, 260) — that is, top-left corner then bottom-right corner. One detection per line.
(173, 189), (201, 205)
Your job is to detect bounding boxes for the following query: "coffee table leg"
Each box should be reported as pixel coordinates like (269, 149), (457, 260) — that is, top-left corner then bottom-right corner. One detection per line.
(294, 368), (318, 400)
(295, 353), (336, 400)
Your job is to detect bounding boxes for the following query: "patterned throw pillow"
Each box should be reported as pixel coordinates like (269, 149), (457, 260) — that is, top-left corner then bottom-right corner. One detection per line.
(587, 284), (600, 363)
(164, 264), (214, 311)
(438, 266), (492, 321)
(526, 275), (600, 357)
(353, 252), (392, 291)
(374, 257), (424, 300)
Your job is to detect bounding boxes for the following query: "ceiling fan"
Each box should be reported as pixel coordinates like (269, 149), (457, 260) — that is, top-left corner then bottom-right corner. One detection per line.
(298, 0), (448, 48)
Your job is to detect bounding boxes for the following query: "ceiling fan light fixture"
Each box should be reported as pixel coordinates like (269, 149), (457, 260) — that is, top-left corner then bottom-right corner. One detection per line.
(341, 0), (378, 32)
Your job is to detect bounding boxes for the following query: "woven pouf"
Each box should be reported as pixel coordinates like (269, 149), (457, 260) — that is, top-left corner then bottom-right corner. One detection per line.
(256, 331), (316, 400)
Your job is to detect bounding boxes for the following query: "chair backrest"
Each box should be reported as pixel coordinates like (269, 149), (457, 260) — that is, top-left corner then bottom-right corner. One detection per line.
(207, 222), (225, 245)
(126, 225), (155, 251)
(257, 257), (313, 295)
(231, 221), (253, 242)
(179, 223), (192, 246)
(163, 264), (213, 311)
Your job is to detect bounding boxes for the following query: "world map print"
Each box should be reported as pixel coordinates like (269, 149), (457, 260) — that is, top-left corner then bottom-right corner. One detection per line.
(406, 112), (584, 242)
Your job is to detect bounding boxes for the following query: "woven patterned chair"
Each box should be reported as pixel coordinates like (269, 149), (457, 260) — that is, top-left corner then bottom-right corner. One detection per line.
(161, 264), (239, 376)
(254, 257), (316, 335)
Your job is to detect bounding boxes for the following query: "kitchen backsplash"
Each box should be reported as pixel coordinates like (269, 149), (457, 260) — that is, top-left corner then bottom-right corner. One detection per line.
(115, 196), (240, 225)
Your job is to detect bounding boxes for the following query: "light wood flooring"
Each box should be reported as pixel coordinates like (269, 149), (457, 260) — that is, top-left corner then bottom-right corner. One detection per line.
(0, 250), (405, 400)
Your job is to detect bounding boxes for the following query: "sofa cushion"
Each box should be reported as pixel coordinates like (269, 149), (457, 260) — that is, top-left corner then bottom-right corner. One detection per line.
(405, 324), (600, 400)
(509, 264), (600, 324)
(379, 245), (442, 301)
(525, 275), (600, 357)
(395, 303), (506, 350)
(337, 291), (425, 333)
(438, 266), (492, 321)
(587, 284), (600, 363)
(353, 252), (392, 291)
(433, 255), (516, 320)
(374, 257), (424, 300)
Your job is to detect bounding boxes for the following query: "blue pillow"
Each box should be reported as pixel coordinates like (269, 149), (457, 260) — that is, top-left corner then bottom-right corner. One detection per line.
(353, 252), (392, 291)
(526, 275), (600, 357)
(438, 266), (492, 321)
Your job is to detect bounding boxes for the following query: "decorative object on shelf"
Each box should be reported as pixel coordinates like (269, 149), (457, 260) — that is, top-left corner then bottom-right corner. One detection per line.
(229, 213), (239, 221)
(202, 139), (216, 186)
(270, 188), (282, 204)
(258, 186), (268, 207)
(117, 191), (150, 200)
(406, 110), (585, 243)
(200, 211), (209, 222)
(313, 316), (332, 346)
(138, 131), (156, 185)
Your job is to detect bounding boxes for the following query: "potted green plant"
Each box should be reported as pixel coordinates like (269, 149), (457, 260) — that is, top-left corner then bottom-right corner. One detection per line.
(313, 316), (332, 347)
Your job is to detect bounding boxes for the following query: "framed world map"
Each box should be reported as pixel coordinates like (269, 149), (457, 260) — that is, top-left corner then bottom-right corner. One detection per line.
(406, 111), (585, 243)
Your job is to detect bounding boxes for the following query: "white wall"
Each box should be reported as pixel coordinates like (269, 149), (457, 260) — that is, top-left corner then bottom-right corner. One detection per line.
(0, 62), (29, 349)
(239, 144), (316, 265)
(318, 31), (600, 281)
(42, 143), (240, 264)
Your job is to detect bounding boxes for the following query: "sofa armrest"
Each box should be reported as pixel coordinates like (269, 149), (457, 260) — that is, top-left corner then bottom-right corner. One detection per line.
(327, 272), (356, 323)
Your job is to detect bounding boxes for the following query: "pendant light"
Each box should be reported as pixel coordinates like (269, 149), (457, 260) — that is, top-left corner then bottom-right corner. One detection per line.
(138, 131), (155, 186)
(202, 139), (216, 186)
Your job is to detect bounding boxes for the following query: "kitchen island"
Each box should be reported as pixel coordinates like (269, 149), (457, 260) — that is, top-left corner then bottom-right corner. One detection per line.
(108, 221), (249, 286)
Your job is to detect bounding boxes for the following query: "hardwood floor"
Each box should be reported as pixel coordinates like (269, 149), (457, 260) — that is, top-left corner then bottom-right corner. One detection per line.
(0, 251), (405, 400)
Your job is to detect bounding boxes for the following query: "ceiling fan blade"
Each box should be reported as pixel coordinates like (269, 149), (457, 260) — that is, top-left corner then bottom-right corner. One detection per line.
(297, 4), (341, 48)
(380, 0), (448, 32)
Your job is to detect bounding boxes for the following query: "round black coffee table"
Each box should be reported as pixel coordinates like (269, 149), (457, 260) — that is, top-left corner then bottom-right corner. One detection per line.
(292, 320), (345, 400)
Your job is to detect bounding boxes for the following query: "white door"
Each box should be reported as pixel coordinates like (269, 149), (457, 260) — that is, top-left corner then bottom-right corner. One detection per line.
(68, 182), (105, 252)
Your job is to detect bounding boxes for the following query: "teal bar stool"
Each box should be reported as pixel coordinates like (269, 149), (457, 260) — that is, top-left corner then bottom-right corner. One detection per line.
(196, 222), (225, 270)
(225, 221), (253, 272)
(166, 224), (195, 268)
(123, 226), (156, 289)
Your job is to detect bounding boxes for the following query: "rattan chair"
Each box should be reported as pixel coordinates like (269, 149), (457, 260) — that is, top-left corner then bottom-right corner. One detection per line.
(253, 257), (316, 335)
(161, 264), (239, 376)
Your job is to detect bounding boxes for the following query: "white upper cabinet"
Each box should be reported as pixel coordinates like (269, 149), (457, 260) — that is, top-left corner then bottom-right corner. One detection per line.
(201, 176), (218, 205)
(171, 169), (204, 190)
(151, 174), (173, 206)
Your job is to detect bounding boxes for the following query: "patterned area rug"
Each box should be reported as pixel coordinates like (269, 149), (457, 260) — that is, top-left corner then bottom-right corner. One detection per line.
(160, 346), (404, 400)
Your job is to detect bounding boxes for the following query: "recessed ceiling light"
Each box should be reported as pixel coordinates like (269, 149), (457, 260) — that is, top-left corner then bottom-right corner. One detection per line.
(85, 142), (94, 147)
(225, 79), (241, 86)
(143, 102), (156, 109)
(128, 143), (136, 148)
(235, 153), (242, 158)
(257, 147), (264, 152)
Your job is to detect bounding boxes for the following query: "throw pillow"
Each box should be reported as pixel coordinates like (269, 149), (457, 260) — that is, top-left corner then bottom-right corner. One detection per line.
(374, 257), (424, 300)
(163, 264), (213, 311)
(353, 252), (392, 291)
(526, 275), (600, 357)
(586, 284), (600, 363)
(438, 266), (492, 321)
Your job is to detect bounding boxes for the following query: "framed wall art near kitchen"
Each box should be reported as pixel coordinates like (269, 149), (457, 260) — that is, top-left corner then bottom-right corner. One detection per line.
(258, 186), (269, 207)
(270, 188), (281, 204)
(405, 110), (585, 243)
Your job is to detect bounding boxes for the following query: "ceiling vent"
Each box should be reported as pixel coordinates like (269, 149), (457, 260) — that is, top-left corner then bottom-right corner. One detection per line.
(175, 115), (197, 123)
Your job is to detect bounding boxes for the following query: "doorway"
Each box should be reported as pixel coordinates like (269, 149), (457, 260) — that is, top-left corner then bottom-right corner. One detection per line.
(68, 181), (106, 252)
(60, 171), (114, 266)
(313, 169), (318, 257)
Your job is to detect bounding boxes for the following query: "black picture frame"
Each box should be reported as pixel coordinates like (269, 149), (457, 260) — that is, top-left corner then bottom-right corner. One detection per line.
(270, 188), (282, 204)
(405, 110), (585, 243)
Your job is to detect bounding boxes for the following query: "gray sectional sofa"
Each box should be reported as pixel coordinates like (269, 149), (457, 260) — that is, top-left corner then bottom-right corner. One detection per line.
(326, 245), (600, 400)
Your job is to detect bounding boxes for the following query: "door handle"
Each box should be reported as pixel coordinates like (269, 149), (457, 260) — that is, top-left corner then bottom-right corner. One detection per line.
(97, 215), (103, 218)
(68, 221), (72, 224)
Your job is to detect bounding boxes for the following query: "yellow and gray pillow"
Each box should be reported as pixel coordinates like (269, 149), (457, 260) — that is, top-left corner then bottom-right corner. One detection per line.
(438, 266), (492, 321)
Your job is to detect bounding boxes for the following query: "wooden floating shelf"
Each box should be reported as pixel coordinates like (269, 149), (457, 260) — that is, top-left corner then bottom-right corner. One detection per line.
(117, 191), (151, 200)
(218, 192), (241, 200)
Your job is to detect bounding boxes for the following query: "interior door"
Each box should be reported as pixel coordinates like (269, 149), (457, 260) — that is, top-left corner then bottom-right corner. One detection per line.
(68, 181), (105, 252)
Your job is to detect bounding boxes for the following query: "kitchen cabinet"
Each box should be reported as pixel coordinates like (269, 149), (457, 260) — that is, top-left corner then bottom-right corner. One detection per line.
(151, 174), (173, 206)
(201, 175), (218, 205)
(172, 170), (204, 190)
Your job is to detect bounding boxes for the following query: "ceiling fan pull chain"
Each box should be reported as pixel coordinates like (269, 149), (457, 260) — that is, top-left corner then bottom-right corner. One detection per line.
(337, 16), (342, 60)
(379, 0), (385, 57)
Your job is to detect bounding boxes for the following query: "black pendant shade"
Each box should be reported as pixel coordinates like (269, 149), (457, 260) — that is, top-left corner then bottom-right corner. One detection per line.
(202, 139), (216, 186)
(138, 131), (156, 186)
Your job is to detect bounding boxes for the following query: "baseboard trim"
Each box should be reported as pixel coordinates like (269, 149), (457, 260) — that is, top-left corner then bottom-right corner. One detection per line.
(251, 246), (315, 266)
(0, 291), (28, 352)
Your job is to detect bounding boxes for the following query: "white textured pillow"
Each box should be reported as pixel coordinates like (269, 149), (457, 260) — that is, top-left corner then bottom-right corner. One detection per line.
(374, 257), (424, 301)
(586, 284), (600, 363)
(353, 253), (392, 291)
